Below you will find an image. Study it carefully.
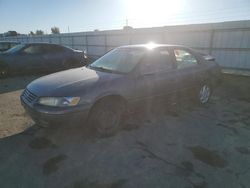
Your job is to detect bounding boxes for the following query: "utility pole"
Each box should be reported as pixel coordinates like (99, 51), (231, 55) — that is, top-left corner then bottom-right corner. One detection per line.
(68, 26), (70, 33)
(126, 19), (128, 26)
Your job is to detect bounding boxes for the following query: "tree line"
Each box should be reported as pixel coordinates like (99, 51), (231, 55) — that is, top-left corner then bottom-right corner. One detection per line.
(3, 27), (61, 37)
(29, 27), (60, 36)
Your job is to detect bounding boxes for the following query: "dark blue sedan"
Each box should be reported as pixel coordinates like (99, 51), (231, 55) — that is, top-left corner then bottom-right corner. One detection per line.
(0, 43), (87, 76)
(21, 44), (222, 135)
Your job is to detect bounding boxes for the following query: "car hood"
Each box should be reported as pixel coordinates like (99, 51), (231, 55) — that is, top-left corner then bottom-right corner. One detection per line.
(27, 67), (123, 96)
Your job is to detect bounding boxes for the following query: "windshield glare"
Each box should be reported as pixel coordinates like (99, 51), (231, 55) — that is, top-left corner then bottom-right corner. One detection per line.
(5, 44), (25, 54)
(89, 48), (146, 74)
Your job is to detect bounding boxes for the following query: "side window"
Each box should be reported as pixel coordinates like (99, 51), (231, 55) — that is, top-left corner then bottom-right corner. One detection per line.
(56, 46), (66, 53)
(0, 43), (9, 51)
(23, 45), (43, 54)
(140, 49), (173, 74)
(43, 45), (65, 53)
(10, 43), (18, 48)
(174, 49), (198, 69)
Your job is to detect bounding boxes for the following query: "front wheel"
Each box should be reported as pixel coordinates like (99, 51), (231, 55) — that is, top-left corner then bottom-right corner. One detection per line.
(88, 100), (125, 136)
(197, 84), (212, 104)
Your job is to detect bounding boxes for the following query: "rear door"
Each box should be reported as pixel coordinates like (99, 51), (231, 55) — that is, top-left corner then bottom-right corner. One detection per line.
(173, 48), (207, 99)
(42, 44), (67, 71)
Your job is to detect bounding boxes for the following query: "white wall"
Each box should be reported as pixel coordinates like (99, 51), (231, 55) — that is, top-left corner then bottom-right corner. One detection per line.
(2, 20), (250, 69)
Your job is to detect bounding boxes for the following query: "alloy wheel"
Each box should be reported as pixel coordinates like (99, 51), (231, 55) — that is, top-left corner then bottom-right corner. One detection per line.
(199, 85), (211, 104)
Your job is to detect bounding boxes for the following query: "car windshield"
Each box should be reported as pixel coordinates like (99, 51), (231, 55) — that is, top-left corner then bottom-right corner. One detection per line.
(88, 48), (146, 74)
(5, 44), (25, 54)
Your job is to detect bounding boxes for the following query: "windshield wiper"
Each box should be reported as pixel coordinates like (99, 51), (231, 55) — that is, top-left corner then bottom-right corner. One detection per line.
(89, 66), (121, 74)
(95, 66), (112, 72)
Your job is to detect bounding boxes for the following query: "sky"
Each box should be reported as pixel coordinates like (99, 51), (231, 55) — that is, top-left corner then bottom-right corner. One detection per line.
(0, 0), (250, 34)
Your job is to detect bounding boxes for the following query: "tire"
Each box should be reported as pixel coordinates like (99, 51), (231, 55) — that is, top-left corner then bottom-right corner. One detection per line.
(35, 120), (51, 128)
(88, 99), (125, 136)
(196, 83), (212, 104)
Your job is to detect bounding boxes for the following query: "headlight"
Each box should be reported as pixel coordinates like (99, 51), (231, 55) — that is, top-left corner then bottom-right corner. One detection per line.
(38, 97), (80, 107)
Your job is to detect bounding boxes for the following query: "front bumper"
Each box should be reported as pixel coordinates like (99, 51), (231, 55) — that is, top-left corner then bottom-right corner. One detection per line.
(21, 96), (91, 125)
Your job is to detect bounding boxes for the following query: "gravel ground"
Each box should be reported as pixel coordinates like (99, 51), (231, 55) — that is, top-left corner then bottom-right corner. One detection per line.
(0, 74), (249, 188)
(0, 75), (41, 138)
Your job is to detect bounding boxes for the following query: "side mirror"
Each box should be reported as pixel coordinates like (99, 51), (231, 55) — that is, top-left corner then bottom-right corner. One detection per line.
(80, 53), (88, 66)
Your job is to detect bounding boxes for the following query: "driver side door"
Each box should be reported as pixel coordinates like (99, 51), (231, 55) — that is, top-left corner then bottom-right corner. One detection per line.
(131, 48), (177, 111)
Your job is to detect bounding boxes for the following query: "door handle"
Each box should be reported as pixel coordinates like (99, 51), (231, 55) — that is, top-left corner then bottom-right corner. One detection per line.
(141, 72), (155, 76)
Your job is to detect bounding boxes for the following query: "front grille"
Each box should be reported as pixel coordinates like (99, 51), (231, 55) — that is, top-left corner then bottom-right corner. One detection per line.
(22, 89), (37, 103)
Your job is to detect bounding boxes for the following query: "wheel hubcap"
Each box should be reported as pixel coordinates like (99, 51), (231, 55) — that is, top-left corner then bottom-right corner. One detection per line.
(96, 111), (120, 133)
(199, 85), (210, 104)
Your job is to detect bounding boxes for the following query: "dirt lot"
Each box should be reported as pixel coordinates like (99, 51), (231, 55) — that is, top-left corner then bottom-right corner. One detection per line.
(0, 74), (250, 188)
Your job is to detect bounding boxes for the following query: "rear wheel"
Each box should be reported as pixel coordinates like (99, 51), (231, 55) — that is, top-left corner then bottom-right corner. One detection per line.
(197, 83), (212, 104)
(34, 120), (51, 128)
(88, 99), (125, 136)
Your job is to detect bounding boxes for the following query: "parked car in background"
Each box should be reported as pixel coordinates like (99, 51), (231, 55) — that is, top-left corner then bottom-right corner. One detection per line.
(0, 41), (20, 52)
(21, 44), (221, 135)
(0, 42), (88, 76)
